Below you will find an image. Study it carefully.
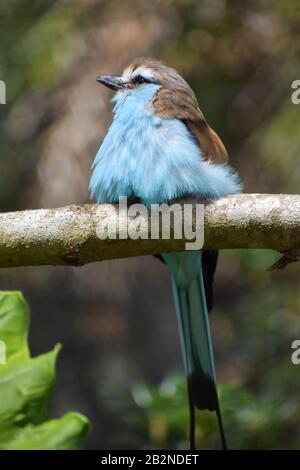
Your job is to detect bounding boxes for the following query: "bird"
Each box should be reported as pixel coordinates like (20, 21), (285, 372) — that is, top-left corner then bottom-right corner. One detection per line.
(89, 58), (242, 450)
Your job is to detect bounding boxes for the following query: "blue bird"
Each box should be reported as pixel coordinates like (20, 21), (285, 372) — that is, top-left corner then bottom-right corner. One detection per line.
(89, 58), (242, 449)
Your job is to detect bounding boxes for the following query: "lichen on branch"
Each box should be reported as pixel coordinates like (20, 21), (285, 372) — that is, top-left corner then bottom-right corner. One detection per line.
(0, 194), (299, 268)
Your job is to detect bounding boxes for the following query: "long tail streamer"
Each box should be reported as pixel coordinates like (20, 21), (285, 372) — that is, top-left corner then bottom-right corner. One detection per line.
(162, 251), (226, 450)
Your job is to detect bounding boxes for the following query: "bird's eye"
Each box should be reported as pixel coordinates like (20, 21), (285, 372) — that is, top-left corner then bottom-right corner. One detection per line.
(132, 75), (147, 85)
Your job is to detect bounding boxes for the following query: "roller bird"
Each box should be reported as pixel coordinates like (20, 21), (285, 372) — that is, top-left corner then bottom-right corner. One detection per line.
(89, 58), (242, 449)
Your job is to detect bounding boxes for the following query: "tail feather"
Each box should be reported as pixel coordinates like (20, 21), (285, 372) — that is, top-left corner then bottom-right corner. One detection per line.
(162, 250), (226, 449)
(202, 250), (219, 312)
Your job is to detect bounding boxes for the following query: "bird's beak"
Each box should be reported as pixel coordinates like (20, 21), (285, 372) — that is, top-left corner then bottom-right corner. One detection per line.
(96, 75), (126, 91)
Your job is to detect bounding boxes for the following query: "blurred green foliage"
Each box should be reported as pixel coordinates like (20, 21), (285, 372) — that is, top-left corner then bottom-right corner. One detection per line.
(1, 0), (300, 450)
(128, 374), (300, 450)
(0, 291), (89, 450)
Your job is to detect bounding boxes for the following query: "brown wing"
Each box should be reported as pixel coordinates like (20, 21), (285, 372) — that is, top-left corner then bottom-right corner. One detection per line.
(186, 119), (228, 164)
(153, 86), (228, 165)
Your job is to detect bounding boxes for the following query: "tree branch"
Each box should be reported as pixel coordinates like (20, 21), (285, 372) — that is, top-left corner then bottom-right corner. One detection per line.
(0, 194), (299, 268)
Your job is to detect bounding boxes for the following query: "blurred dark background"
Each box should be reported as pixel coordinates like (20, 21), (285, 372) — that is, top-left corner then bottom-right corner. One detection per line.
(1, 0), (300, 449)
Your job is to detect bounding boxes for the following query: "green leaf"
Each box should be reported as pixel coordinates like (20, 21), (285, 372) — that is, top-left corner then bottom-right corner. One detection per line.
(1, 413), (89, 450)
(0, 291), (29, 363)
(0, 291), (89, 450)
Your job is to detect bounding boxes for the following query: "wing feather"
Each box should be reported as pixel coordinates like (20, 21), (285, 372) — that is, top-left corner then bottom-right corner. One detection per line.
(153, 87), (228, 164)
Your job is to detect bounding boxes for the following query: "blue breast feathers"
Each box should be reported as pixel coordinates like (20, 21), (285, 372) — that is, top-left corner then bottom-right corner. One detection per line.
(89, 84), (242, 205)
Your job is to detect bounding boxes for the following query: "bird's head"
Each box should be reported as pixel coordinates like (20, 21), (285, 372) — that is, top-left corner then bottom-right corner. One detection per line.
(96, 57), (196, 104)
